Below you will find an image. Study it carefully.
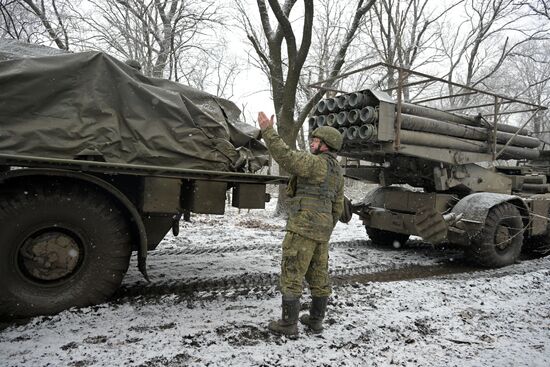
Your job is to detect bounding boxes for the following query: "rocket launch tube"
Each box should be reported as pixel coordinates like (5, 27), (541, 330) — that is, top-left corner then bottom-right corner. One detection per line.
(400, 114), (540, 148)
(401, 102), (476, 125)
(399, 130), (539, 160)
(326, 98), (339, 112)
(337, 111), (349, 127)
(346, 126), (360, 140)
(337, 95), (349, 110)
(326, 113), (337, 127)
(400, 102), (532, 136)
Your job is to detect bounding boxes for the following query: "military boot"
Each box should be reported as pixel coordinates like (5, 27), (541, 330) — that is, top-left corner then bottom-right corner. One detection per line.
(268, 295), (300, 336)
(299, 296), (328, 333)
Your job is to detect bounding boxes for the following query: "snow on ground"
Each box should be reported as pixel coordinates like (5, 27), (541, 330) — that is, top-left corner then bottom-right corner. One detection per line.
(1, 196), (550, 367)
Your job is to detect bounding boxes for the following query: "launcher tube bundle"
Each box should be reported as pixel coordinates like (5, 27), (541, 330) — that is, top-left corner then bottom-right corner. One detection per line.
(310, 89), (540, 163)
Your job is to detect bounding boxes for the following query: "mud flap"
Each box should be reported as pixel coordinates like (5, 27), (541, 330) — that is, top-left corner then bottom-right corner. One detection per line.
(415, 206), (448, 244)
(339, 196), (353, 223)
(134, 219), (150, 282)
(138, 255), (150, 282)
(172, 214), (182, 236)
(136, 220), (150, 282)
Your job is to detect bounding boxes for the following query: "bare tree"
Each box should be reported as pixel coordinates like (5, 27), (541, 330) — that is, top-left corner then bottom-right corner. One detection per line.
(364, 0), (464, 99)
(440, 0), (547, 105)
(523, 0), (550, 19)
(1, 0), (241, 98)
(180, 45), (243, 99)
(239, 0), (376, 149)
(291, 0), (378, 149)
(237, 0), (375, 213)
(76, 0), (224, 79)
(1, 1), (31, 40)
(0, 0), (77, 49)
(488, 41), (550, 140)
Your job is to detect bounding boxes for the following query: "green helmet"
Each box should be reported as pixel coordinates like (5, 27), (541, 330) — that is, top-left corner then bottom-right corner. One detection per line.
(312, 126), (343, 151)
(125, 59), (142, 71)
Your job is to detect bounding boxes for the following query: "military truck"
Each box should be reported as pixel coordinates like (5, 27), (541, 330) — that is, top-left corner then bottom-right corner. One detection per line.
(310, 62), (549, 268)
(0, 51), (285, 318)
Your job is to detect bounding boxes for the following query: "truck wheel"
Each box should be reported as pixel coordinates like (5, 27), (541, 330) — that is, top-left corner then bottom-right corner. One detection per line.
(467, 203), (523, 267)
(366, 227), (410, 248)
(0, 181), (132, 318)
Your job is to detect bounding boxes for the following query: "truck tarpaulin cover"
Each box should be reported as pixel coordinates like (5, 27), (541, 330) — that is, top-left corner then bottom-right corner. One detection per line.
(0, 51), (268, 172)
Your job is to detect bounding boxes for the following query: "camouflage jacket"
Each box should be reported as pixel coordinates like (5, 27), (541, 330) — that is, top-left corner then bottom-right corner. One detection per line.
(262, 126), (344, 242)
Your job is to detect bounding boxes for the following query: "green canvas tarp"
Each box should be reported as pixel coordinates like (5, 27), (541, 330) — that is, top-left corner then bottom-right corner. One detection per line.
(0, 50), (268, 172)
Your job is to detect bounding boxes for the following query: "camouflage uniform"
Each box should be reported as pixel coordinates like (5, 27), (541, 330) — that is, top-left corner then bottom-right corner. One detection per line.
(261, 126), (344, 298)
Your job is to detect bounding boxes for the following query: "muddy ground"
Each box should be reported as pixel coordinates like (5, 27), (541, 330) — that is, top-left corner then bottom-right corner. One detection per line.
(1, 196), (549, 366)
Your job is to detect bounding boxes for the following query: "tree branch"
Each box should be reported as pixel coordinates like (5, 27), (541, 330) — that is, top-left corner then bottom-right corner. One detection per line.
(298, 0), (376, 126)
(22, 0), (67, 49)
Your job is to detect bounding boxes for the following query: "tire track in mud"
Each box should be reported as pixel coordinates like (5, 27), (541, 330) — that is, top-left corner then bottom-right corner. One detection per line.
(115, 261), (484, 301)
(152, 240), (372, 257)
(118, 241), (549, 303)
(154, 242), (280, 256)
(117, 240), (377, 300)
(116, 272), (279, 300)
(153, 238), (462, 257)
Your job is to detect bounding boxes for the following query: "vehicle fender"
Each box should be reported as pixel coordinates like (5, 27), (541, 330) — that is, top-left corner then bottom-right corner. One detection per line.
(352, 185), (412, 219)
(451, 192), (529, 237)
(339, 196), (353, 223)
(0, 168), (149, 280)
(361, 185), (411, 207)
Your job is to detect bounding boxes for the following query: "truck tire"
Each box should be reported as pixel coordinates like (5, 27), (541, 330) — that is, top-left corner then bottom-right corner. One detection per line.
(0, 181), (132, 318)
(366, 227), (410, 248)
(467, 202), (523, 267)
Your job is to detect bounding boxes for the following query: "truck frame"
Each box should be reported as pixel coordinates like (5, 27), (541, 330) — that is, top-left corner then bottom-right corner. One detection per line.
(309, 62), (549, 268)
(0, 153), (285, 318)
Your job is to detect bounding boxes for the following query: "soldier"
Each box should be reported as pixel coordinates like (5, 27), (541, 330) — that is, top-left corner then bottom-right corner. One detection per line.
(257, 111), (344, 336)
(124, 59), (142, 71)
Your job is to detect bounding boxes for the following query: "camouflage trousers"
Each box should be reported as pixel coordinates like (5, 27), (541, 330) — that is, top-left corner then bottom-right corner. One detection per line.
(280, 231), (331, 298)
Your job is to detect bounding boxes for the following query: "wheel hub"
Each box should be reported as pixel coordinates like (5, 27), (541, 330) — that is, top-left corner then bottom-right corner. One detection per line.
(19, 231), (81, 281)
(495, 225), (512, 251)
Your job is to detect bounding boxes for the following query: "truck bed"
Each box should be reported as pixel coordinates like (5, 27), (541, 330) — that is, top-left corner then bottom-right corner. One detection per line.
(0, 152), (286, 185)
